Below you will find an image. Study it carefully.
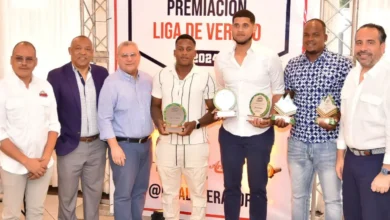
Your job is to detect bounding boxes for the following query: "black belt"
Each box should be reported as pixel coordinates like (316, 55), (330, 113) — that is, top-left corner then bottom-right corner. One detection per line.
(116, 136), (150, 144)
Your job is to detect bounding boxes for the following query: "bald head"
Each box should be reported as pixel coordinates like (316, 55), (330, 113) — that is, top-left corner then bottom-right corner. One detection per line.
(117, 41), (139, 56)
(12, 41), (36, 57)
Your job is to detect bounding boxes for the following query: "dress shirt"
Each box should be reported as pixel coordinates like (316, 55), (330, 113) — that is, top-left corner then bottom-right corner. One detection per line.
(72, 65), (99, 136)
(337, 58), (390, 164)
(152, 64), (216, 145)
(0, 74), (60, 174)
(284, 48), (352, 143)
(214, 43), (284, 137)
(98, 69), (154, 140)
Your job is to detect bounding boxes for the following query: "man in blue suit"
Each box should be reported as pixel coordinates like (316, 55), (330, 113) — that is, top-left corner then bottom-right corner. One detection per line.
(47, 35), (109, 220)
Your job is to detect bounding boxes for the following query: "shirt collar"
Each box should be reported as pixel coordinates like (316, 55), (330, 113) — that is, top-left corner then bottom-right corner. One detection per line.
(168, 63), (199, 80)
(300, 48), (330, 63)
(72, 64), (91, 73)
(118, 68), (140, 81)
(8, 72), (37, 88)
(361, 56), (386, 79)
(229, 41), (258, 55)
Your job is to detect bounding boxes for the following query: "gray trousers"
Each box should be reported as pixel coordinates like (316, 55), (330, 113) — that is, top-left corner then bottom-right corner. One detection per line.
(57, 139), (106, 220)
(1, 166), (53, 220)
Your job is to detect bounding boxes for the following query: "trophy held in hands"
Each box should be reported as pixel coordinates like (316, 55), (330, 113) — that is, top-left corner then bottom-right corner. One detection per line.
(315, 95), (338, 126)
(213, 89), (237, 118)
(164, 103), (186, 133)
(248, 93), (271, 121)
(271, 94), (297, 124)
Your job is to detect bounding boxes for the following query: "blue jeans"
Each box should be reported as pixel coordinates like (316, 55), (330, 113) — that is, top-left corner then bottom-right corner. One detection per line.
(288, 138), (342, 220)
(109, 140), (152, 220)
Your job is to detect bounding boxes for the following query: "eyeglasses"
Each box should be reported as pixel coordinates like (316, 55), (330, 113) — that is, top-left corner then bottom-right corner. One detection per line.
(120, 53), (137, 59)
(14, 56), (35, 64)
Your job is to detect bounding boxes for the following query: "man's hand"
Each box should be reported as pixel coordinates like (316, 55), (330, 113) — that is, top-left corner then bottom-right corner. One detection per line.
(273, 118), (290, 128)
(178, 121), (196, 136)
(335, 158), (344, 180)
(39, 157), (50, 169)
(212, 109), (226, 121)
(110, 145), (126, 166)
(24, 158), (46, 178)
(318, 118), (338, 131)
(156, 120), (169, 135)
(247, 117), (272, 128)
(371, 173), (390, 194)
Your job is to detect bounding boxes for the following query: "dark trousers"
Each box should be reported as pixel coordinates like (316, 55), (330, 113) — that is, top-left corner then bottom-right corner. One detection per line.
(219, 126), (274, 220)
(343, 148), (390, 220)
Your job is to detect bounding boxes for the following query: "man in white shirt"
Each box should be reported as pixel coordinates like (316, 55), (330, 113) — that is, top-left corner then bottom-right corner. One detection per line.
(214, 10), (285, 220)
(151, 34), (216, 220)
(336, 23), (390, 220)
(0, 41), (60, 219)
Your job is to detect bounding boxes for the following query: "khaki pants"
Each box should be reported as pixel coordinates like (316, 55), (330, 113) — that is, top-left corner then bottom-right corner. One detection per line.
(1, 166), (53, 220)
(156, 143), (209, 220)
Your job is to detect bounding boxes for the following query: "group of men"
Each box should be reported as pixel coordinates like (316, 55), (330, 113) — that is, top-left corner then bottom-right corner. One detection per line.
(0, 8), (389, 220)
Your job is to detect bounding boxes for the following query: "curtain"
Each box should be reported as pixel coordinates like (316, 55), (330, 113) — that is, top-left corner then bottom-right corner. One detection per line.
(0, 0), (110, 194)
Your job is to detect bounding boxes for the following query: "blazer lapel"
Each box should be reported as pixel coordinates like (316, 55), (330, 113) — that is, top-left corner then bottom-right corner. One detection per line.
(65, 63), (81, 112)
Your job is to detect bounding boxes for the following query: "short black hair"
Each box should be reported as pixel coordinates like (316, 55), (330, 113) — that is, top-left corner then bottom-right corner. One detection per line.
(12, 41), (36, 56)
(175, 34), (196, 46)
(305, 18), (327, 33)
(232, 9), (255, 24)
(358, 23), (387, 44)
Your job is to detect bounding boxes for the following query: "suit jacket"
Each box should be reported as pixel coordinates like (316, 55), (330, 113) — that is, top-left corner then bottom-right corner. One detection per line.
(47, 62), (109, 156)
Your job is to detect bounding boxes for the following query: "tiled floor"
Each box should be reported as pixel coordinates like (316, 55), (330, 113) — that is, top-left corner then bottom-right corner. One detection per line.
(0, 195), (151, 220)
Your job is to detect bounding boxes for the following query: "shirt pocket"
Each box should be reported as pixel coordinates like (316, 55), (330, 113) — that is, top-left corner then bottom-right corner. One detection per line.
(38, 98), (51, 121)
(5, 99), (25, 128)
(359, 94), (383, 120)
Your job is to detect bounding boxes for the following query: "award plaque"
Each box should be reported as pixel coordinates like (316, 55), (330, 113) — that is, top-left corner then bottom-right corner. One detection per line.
(315, 95), (338, 126)
(248, 93), (271, 120)
(213, 89), (237, 117)
(163, 103), (186, 133)
(271, 94), (297, 124)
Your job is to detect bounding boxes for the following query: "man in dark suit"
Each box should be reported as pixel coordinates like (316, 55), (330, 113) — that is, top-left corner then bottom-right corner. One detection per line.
(47, 35), (108, 220)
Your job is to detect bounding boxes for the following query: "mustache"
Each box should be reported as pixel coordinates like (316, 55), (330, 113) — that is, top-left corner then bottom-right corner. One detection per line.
(357, 51), (372, 56)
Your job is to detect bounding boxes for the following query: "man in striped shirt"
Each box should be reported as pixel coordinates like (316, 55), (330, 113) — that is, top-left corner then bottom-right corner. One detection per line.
(151, 34), (216, 220)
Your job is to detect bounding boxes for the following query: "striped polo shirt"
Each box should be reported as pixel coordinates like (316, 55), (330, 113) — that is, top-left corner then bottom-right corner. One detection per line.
(152, 64), (216, 145)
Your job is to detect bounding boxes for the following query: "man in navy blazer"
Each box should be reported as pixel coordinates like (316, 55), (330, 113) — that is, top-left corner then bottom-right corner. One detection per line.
(47, 35), (108, 220)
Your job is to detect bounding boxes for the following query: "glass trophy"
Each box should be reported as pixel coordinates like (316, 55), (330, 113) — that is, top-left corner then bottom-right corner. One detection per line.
(163, 103), (186, 133)
(315, 95), (338, 126)
(248, 93), (271, 121)
(271, 94), (297, 124)
(213, 89), (237, 117)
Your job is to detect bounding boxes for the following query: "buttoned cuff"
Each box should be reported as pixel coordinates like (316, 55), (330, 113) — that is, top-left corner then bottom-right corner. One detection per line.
(337, 139), (347, 150)
(383, 153), (390, 165)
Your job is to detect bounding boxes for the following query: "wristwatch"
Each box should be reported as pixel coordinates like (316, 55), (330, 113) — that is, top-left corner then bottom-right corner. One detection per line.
(381, 167), (390, 175)
(195, 120), (201, 129)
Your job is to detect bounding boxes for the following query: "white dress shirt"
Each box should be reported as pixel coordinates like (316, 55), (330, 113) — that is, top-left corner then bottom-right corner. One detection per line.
(73, 65), (99, 137)
(0, 74), (61, 174)
(338, 58), (390, 164)
(214, 43), (285, 137)
(152, 64), (216, 145)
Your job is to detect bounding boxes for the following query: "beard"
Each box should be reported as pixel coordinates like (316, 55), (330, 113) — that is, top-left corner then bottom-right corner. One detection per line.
(233, 35), (252, 45)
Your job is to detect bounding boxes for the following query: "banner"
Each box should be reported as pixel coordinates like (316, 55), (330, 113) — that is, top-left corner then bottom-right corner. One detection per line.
(113, 0), (307, 219)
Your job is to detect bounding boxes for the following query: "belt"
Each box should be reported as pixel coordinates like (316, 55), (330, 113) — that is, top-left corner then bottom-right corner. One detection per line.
(116, 136), (150, 144)
(349, 147), (385, 156)
(80, 134), (99, 143)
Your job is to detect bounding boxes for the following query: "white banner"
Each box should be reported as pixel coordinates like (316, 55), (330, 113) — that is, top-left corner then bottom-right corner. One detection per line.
(113, 0), (308, 219)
